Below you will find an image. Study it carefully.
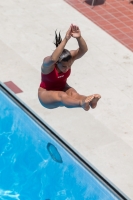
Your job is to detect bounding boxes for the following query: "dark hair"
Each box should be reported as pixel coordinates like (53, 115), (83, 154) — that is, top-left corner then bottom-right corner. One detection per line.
(54, 30), (72, 62)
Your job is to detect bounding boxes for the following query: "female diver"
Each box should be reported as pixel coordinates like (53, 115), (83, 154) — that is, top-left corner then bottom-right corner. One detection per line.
(38, 24), (101, 111)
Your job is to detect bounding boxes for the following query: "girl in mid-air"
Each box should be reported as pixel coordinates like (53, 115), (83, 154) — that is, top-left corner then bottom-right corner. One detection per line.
(38, 24), (101, 111)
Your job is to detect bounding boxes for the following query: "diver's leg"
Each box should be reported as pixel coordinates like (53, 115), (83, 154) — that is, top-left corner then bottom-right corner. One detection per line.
(38, 87), (94, 111)
(64, 85), (101, 109)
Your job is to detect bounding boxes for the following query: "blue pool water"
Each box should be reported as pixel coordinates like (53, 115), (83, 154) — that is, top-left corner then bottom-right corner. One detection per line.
(0, 89), (125, 200)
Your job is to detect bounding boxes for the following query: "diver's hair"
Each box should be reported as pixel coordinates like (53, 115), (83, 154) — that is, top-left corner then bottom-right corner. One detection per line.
(54, 30), (72, 62)
(54, 30), (62, 47)
(59, 49), (72, 62)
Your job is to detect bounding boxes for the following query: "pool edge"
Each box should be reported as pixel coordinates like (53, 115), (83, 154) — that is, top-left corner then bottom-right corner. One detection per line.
(0, 81), (130, 200)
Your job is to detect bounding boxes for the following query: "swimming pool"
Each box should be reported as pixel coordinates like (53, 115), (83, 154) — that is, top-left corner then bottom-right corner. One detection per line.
(0, 82), (129, 200)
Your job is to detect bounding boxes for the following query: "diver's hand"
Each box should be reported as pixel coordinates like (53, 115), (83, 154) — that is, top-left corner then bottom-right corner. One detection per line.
(65, 24), (73, 41)
(71, 24), (81, 38)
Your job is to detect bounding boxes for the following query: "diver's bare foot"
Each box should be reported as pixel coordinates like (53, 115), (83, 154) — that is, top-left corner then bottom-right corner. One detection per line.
(89, 94), (101, 109)
(81, 95), (95, 111)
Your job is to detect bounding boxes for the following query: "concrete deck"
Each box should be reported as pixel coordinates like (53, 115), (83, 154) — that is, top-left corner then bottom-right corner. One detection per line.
(0, 0), (133, 198)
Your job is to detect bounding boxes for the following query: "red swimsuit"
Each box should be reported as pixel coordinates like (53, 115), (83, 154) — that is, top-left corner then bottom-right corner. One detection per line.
(40, 66), (71, 91)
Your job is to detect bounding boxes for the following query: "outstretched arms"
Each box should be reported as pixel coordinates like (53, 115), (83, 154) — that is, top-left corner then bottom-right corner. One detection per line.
(42, 24), (88, 73)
